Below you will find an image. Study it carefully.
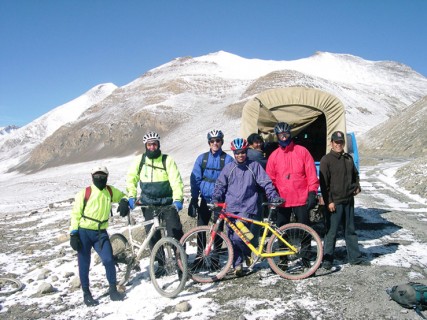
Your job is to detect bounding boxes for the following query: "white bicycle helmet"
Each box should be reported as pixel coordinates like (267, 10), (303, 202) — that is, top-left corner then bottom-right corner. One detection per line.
(207, 129), (224, 140)
(143, 131), (160, 144)
(91, 165), (109, 175)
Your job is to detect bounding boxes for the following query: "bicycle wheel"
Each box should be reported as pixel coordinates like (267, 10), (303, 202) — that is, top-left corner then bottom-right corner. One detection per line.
(0, 277), (24, 296)
(110, 233), (134, 288)
(149, 237), (188, 298)
(266, 223), (323, 280)
(180, 226), (233, 283)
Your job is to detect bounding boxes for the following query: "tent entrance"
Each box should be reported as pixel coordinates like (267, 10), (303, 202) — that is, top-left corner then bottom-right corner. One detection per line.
(293, 113), (327, 162)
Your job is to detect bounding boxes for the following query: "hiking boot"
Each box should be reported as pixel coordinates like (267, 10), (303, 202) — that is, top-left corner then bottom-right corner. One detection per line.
(351, 260), (371, 266)
(321, 261), (333, 270)
(154, 267), (167, 278)
(234, 264), (244, 277)
(82, 288), (99, 307)
(109, 285), (125, 301)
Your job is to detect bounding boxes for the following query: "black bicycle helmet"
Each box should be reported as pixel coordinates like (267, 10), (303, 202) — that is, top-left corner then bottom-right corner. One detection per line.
(274, 122), (292, 135)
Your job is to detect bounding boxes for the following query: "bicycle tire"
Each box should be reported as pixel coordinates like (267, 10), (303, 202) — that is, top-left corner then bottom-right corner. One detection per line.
(0, 277), (24, 296)
(266, 223), (323, 280)
(110, 233), (134, 287)
(149, 237), (188, 298)
(180, 226), (233, 283)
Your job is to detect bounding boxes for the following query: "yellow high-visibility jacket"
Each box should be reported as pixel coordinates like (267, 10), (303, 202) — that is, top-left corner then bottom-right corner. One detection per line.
(126, 153), (184, 206)
(69, 184), (125, 232)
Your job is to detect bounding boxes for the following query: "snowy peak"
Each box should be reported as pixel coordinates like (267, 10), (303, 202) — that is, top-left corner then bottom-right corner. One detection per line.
(0, 83), (117, 172)
(0, 125), (19, 136)
(2, 51), (427, 175)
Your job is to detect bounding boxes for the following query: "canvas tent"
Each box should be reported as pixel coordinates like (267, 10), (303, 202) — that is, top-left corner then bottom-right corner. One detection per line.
(240, 87), (348, 161)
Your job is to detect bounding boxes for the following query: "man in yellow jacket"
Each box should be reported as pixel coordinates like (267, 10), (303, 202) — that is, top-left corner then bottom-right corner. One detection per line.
(126, 131), (184, 277)
(70, 165), (129, 306)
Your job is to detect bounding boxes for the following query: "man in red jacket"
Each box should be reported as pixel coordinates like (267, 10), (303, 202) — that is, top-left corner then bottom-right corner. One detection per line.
(266, 122), (319, 227)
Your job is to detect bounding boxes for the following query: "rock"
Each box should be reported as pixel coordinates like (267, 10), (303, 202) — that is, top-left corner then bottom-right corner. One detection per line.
(64, 272), (75, 279)
(51, 275), (59, 282)
(175, 301), (191, 312)
(38, 282), (54, 294)
(70, 276), (81, 289)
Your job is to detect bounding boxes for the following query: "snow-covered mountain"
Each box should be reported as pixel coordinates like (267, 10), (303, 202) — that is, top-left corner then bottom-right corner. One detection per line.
(0, 83), (117, 172)
(1, 51), (427, 175)
(0, 125), (19, 136)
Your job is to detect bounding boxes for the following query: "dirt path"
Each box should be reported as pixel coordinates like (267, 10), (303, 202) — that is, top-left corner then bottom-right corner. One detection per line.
(1, 163), (427, 319)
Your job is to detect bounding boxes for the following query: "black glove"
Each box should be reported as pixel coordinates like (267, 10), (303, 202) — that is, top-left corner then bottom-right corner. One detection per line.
(270, 197), (284, 205)
(307, 191), (317, 210)
(188, 197), (199, 218)
(70, 233), (82, 251)
(118, 198), (130, 217)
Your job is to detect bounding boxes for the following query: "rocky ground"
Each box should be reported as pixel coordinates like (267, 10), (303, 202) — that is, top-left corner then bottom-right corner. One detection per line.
(0, 161), (427, 319)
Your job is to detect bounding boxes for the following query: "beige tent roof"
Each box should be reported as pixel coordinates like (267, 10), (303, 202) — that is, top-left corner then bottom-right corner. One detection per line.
(240, 87), (347, 153)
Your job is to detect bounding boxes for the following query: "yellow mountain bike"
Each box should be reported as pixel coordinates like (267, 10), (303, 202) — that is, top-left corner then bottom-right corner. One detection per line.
(180, 201), (323, 283)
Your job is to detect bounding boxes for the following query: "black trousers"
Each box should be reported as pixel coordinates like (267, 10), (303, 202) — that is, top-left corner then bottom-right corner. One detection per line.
(142, 205), (184, 251)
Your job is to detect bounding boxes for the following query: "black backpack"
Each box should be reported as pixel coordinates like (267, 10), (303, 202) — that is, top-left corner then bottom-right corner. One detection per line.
(201, 151), (226, 183)
(387, 282), (427, 318)
(138, 153), (168, 175)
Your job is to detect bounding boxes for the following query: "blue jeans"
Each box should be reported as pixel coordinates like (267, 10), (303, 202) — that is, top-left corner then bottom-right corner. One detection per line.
(77, 228), (116, 289)
(323, 198), (362, 264)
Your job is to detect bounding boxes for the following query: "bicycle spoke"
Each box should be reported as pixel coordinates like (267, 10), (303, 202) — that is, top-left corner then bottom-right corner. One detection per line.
(149, 237), (187, 298)
(180, 226), (233, 283)
(267, 223), (323, 280)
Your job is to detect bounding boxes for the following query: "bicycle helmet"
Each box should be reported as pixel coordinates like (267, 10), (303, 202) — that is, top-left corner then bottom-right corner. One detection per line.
(143, 131), (160, 144)
(230, 138), (249, 151)
(274, 122), (292, 135)
(207, 129), (224, 141)
(91, 165), (109, 175)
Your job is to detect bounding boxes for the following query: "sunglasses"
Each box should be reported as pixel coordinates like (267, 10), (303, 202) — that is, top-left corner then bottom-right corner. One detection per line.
(209, 138), (222, 144)
(277, 132), (291, 140)
(233, 150), (247, 155)
(92, 173), (108, 179)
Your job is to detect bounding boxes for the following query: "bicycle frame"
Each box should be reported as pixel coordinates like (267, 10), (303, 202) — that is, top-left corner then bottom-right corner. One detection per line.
(126, 205), (168, 262)
(205, 203), (299, 258)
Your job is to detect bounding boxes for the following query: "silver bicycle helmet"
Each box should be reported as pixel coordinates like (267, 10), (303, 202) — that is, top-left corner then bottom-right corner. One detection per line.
(207, 129), (224, 141)
(143, 131), (160, 144)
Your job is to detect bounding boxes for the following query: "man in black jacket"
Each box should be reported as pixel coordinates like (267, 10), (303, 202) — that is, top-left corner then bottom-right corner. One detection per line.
(319, 131), (369, 269)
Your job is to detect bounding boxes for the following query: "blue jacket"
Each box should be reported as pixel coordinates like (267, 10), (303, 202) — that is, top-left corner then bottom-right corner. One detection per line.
(190, 149), (233, 201)
(212, 159), (279, 215)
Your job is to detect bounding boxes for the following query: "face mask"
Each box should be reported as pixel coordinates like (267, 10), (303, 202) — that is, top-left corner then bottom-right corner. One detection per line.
(278, 139), (291, 147)
(92, 175), (108, 190)
(146, 148), (161, 159)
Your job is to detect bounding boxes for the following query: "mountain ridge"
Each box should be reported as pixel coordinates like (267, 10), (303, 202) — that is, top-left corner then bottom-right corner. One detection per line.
(1, 51), (427, 174)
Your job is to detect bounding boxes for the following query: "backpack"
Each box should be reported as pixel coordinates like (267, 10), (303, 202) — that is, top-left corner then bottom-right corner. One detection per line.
(83, 185), (113, 212)
(138, 153), (168, 176)
(81, 185), (114, 249)
(387, 282), (427, 318)
(201, 151), (226, 182)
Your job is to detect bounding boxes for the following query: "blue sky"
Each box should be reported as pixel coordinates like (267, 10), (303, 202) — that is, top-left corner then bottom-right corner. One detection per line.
(1, 1), (426, 127)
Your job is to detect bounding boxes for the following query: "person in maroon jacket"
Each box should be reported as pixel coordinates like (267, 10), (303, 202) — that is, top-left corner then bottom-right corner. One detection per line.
(266, 122), (319, 227)
(319, 131), (369, 270)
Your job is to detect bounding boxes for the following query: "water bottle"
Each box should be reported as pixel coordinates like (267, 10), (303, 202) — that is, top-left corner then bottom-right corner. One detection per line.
(236, 221), (254, 240)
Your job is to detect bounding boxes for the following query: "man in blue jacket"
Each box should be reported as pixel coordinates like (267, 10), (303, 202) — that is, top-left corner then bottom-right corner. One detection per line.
(189, 129), (233, 225)
(212, 138), (282, 276)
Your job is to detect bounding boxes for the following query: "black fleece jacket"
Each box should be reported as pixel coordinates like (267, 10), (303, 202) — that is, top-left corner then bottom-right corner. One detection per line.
(319, 150), (360, 205)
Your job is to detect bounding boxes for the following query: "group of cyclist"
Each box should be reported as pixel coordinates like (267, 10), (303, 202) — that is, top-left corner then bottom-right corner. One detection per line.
(69, 121), (366, 306)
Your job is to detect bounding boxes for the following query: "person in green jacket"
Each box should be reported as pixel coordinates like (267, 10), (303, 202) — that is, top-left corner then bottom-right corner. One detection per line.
(70, 165), (130, 306)
(125, 131), (184, 277)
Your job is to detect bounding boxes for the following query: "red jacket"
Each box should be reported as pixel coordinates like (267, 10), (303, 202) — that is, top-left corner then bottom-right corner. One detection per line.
(266, 141), (319, 207)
